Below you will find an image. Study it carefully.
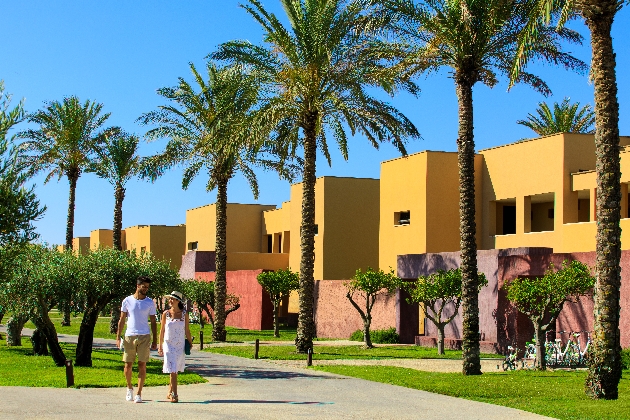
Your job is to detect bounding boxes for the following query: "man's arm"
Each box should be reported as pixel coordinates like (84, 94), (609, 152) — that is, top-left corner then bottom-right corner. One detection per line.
(150, 315), (158, 350)
(116, 312), (127, 348)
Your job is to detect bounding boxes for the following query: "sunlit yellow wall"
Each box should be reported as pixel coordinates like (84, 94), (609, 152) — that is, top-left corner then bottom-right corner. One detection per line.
(124, 224), (186, 269)
(262, 201), (291, 254)
(379, 152), (427, 273)
(226, 252), (289, 271)
(90, 229), (113, 250)
(186, 203), (276, 253)
(379, 152), (475, 273)
(288, 180), (325, 279)
(287, 177), (379, 280)
(480, 133), (630, 253)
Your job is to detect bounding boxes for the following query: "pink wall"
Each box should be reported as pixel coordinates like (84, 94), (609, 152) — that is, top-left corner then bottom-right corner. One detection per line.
(195, 270), (273, 331)
(313, 280), (399, 340)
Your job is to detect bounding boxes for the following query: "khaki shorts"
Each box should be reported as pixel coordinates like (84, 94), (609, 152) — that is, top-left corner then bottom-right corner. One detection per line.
(122, 334), (151, 363)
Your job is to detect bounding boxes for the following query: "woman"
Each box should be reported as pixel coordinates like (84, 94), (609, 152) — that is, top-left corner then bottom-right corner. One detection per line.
(158, 290), (193, 403)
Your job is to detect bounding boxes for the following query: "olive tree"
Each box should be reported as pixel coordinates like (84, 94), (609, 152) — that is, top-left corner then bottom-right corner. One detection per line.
(257, 269), (299, 337)
(1, 245), (75, 365)
(504, 260), (595, 370)
(75, 248), (181, 366)
(406, 269), (487, 355)
(345, 268), (401, 348)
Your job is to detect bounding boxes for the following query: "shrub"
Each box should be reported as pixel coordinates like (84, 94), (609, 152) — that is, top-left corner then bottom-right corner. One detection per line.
(350, 327), (399, 344)
(622, 348), (630, 370)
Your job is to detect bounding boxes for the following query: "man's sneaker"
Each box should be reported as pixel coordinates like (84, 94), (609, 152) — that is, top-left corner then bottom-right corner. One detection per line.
(134, 395), (142, 403)
(126, 388), (133, 402)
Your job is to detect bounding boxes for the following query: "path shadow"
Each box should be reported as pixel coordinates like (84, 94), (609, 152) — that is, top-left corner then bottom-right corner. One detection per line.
(188, 365), (332, 380)
(156, 399), (333, 405)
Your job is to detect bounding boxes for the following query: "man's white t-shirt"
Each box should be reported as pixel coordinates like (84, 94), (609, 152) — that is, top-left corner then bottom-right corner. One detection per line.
(121, 295), (157, 336)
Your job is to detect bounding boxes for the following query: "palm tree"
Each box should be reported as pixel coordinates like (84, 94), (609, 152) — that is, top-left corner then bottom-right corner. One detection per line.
(212, 0), (420, 353)
(89, 131), (142, 334)
(382, 0), (585, 374)
(18, 97), (114, 251)
(18, 96), (114, 326)
(138, 62), (266, 342)
(512, 0), (625, 400)
(517, 97), (595, 135)
(90, 131), (140, 251)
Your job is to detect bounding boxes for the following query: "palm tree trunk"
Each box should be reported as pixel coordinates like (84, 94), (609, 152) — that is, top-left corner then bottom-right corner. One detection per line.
(583, 0), (622, 399)
(212, 176), (229, 342)
(65, 168), (79, 251)
(455, 77), (482, 375)
(113, 183), (125, 251)
(61, 168), (80, 327)
(295, 111), (318, 354)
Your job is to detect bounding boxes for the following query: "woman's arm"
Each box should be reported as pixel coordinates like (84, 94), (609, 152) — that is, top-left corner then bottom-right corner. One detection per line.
(185, 311), (193, 344)
(157, 311), (167, 355)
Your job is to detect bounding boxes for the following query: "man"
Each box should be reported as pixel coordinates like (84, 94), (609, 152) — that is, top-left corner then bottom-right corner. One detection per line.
(116, 276), (158, 403)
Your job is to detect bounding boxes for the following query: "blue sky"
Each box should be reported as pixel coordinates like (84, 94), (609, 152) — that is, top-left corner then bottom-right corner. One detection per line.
(2, 1), (629, 245)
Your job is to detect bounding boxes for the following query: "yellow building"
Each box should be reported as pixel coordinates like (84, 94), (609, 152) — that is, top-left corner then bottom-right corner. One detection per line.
(282, 176), (380, 281)
(184, 178), (381, 278)
(481, 133), (630, 253)
(379, 151), (483, 271)
(185, 203), (288, 271)
(57, 237), (90, 255)
(380, 133), (630, 273)
(90, 229), (116, 250)
(124, 224), (186, 269)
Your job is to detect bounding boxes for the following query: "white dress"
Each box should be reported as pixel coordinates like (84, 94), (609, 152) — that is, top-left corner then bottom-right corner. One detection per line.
(163, 309), (186, 373)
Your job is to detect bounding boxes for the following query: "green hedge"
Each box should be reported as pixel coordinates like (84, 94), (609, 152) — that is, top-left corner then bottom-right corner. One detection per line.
(622, 348), (630, 370)
(349, 327), (399, 344)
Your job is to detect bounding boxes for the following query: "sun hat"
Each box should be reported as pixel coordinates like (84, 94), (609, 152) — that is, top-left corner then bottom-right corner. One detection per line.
(166, 291), (183, 302)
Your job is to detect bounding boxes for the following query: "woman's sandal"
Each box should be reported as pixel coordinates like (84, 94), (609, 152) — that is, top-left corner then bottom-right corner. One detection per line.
(170, 393), (179, 403)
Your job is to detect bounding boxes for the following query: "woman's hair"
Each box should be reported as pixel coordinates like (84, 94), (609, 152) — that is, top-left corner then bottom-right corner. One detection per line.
(178, 301), (184, 310)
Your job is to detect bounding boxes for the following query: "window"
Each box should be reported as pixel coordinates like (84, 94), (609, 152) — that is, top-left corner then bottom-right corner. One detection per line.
(394, 211), (411, 226)
(140, 246), (146, 253)
(267, 235), (272, 253)
(187, 241), (198, 251)
(502, 206), (516, 235)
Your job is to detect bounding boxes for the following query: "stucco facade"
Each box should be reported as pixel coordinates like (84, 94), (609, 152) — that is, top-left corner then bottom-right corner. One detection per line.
(124, 224), (186, 269)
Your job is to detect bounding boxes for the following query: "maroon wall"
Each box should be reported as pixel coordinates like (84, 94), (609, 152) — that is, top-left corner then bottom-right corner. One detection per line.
(499, 250), (630, 349)
(195, 270), (273, 331)
(399, 247), (630, 351)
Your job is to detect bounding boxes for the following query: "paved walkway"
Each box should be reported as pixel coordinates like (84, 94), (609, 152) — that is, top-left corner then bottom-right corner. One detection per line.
(0, 327), (551, 419)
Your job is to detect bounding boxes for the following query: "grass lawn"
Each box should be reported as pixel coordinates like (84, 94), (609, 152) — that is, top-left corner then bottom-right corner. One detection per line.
(0, 340), (205, 388)
(23, 311), (299, 342)
(204, 344), (502, 360)
(314, 365), (630, 420)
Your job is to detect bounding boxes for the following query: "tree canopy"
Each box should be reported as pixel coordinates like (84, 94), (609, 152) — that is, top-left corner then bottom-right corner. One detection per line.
(406, 268), (487, 354)
(517, 97), (595, 135)
(504, 260), (595, 370)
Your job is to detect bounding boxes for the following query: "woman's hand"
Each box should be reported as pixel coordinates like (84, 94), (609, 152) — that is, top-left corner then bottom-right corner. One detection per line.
(157, 347), (163, 356)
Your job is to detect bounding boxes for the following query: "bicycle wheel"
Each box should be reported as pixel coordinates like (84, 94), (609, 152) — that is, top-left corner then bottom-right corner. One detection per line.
(502, 360), (510, 371)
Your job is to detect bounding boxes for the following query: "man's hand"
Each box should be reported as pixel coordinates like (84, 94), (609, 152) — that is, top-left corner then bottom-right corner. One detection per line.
(116, 337), (121, 349)
(150, 342), (158, 351)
